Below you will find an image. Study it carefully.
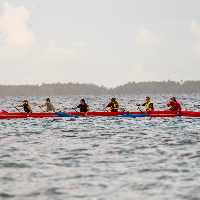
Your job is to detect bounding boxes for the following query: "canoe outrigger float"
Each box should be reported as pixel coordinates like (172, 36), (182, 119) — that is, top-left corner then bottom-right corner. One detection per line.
(1, 110), (200, 119)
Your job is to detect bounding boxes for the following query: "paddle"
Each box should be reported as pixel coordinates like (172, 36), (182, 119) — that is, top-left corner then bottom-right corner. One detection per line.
(168, 99), (181, 116)
(15, 107), (28, 117)
(74, 109), (87, 116)
(170, 105), (181, 116)
(137, 106), (145, 114)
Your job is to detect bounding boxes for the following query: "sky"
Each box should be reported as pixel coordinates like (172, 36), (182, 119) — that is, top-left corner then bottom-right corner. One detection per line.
(0, 0), (200, 88)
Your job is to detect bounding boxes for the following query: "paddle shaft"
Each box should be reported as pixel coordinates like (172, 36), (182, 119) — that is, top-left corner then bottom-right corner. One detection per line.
(137, 106), (145, 114)
(169, 103), (181, 116)
(15, 107), (28, 117)
(74, 109), (86, 116)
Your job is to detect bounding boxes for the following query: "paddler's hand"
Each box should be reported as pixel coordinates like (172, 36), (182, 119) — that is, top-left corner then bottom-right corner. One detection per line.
(176, 111), (179, 115)
(136, 104), (140, 106)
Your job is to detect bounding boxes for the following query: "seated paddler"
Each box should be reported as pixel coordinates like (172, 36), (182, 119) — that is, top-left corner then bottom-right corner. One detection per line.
(136, 97), (154, 111)
(165, 97), (181, 114)
(103, 97), (119, 112)
(38, 98), (55, 113)
(15, 100), (32, 117)
(72, 99), (90, 115)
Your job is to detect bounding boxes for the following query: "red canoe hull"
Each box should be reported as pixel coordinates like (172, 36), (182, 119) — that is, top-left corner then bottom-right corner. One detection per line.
(1, 110), (200, 119)
(0, 110), (59, 119)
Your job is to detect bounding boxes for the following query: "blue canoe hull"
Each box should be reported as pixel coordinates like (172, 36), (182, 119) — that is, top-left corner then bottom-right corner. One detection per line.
(56, 112), (148, 118)
(116, 113), (148, 118)
(55, 112), (79, 118)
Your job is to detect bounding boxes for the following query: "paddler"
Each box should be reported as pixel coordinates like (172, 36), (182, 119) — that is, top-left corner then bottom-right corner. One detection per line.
(136, 97), (154, 111)
(15, 100), (32, 117)
(72, 99), (90, 115)
(103, 97), (119, 112)
(165, 97), (181, 114)
(38, 98), (55, 113)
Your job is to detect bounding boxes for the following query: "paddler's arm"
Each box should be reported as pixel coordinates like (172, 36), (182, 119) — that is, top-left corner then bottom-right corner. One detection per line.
(38, 104), (46, 107)
(167, 101), (171, 107)
(85, 107), (90, 116)
(177, 103), (181, 114)
(136, 103), (145, 106)
(53, 107), (55, 112)
(15, 105), (23, 108)
(72, 107), (78, 109)
(27, 105), (32, 117)
(103, 102), (112, 109)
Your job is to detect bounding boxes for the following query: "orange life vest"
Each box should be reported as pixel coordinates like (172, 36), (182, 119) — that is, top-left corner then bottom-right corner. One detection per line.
(110, 102), (119, 111)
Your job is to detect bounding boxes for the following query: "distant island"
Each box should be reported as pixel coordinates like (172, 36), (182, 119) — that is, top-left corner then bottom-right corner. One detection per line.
(1, 80), (200, 96)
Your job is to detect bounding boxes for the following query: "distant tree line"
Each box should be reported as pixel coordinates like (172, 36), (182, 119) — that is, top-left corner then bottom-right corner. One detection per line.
(0, 80), (200, 96)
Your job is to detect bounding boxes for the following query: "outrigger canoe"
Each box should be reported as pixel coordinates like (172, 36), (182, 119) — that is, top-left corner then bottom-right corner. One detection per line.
(1, 110), (200, 119)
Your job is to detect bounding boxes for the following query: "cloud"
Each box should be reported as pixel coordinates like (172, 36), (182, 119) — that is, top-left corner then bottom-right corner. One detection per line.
(189, 20), (200, 57)
(0, 3), (81, 60)
(101, 63), (158, 88)
(135, 27), (160, 46)
(73, 41), (86, 49)
(190, 20), (200, 38)
(41, 39), (78, 60)
(0, 2), (89, 85)
(0, 2), (39, 57)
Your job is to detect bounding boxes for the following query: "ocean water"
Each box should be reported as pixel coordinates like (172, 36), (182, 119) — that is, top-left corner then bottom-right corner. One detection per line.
(0, 94), (200, 200)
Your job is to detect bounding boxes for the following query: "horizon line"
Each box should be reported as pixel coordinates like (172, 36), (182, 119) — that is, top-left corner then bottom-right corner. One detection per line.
(0, 79), (199, 89)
